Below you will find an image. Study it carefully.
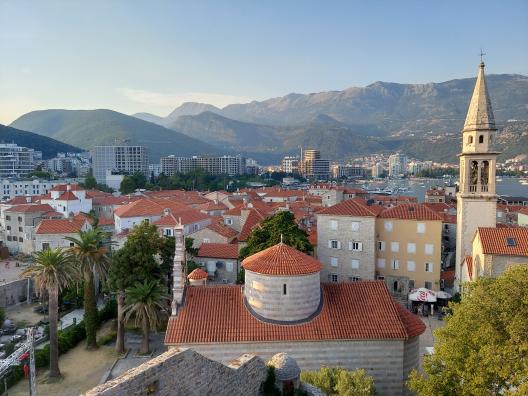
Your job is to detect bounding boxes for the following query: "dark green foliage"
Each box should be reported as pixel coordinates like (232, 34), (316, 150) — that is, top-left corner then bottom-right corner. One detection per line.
(240, 211), (312, 260)
(26, 170), (54, 179)
(119, 176), (136, 194)
(0, 306), (5, 324)
(98, 298), (117, 324)
(0, 124), (81, 159)
(262, 366), (281, 396)
(415, 167), (458, 178)
(83, 174), (98, 190)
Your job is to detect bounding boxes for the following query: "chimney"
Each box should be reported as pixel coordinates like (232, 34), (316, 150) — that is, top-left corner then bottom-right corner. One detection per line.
(66, 184), (71, 191)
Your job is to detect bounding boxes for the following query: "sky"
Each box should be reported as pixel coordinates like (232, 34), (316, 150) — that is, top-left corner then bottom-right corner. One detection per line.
(0, 0), (527, 124)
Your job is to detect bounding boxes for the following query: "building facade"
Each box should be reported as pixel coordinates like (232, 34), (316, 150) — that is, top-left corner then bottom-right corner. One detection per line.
(92, 145), (149, 184)
(455, 62), (498, 290)
(300, 150), (330, 180)
(281, 156), (300, 174)
(388, 153), (408, 177)
(0, 144), (41, 178)
(160, 155), (247, 176)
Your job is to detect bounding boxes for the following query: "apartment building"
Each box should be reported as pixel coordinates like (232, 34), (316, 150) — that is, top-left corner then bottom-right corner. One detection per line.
(0, 144), (41, 178)
(316, 199), (380, 282)
(299, 150), (330, 180)
(280, 156), (300, 174)
(160, 155), (247, 176)
(375, 204), (443, 297)
(0, 178), (76, 199)
(92, 145), (148, 184)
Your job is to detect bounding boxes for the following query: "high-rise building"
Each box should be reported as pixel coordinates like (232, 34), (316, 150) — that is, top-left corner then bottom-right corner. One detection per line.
(281, 156), (300, 174)
(300, 149), (330, 180)
(0, 144), (41, 178)
(160, 155), (247, 176)
(388, 153), (408, 177)
(455, 61), (498, 290)
(331, 164), (365, 179)
(92, 145), (148, 184)
(371, 163), (384, 178)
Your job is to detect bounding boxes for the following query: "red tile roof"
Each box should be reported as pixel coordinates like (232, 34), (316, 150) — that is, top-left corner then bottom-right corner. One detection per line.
(197, 243), (239, 260)
(165, 281), (425, 344)
(379, 204), (443, 221)
(463, 256), (473, 281)
(476, 227), (528, 256)
(518, 207), (528, 216)
(97, 217), (115, 226)
(441, 270), (455, 282)
(187, 268), (208, 280)
(50, 184), (83, 192)
(4, 196), (40, 205)
(5, 204), (54, 213)
(92, 196), (130, 205)
(423, 202), (456, 213)
(242, 243), (321, 276)
(35, 218), (87, 234)
(57, 191), (79, 201)
(318, 198), (380, 217)
(238, 209), (266, 242)
(206, 222), (238, 239)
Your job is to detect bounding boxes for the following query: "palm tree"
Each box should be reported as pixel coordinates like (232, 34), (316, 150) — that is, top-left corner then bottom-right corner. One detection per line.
(21, 249), (78, 378)
(66, 228), (110, 349)
(124, 280), (168, 355)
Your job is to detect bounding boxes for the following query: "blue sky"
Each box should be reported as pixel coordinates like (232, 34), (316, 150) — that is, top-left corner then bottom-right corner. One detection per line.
(1, 0), (527, 124)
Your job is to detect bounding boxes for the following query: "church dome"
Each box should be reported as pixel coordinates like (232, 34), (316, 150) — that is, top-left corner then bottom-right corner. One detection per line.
(268, 353), (301, 381)
(242, 242), (321, 275)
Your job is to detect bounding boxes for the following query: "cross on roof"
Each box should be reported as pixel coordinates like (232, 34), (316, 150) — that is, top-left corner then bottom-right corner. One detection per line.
(479, 49), (486, 63)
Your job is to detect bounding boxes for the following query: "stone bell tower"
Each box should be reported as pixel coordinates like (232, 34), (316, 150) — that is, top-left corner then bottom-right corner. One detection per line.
(455, 60), (499, 290)
(171, 219), (186, 315)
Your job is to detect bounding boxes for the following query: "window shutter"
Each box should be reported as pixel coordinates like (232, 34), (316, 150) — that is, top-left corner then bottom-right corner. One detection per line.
(358, 242), (363, 251)
(328, 240), (332, 248)
(337, 241), (341, 249)
(348, 241), (353, 250)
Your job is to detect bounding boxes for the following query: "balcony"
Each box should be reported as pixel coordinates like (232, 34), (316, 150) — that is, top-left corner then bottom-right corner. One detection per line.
(468, 184), (489, 193)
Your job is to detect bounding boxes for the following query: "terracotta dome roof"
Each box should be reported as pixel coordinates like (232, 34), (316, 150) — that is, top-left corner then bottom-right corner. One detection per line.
(187, 268), (208, 280)
(268, 353), (300, 380)
(242, 243), (321, 276)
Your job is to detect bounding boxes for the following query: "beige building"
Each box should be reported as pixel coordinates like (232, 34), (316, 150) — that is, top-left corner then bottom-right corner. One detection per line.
(316, 199), (380, 282)
(34, 217), (92, 251)
(376, 204), (443, 296)
(461, 227), (528, 284)
(455, 61), (499, 290)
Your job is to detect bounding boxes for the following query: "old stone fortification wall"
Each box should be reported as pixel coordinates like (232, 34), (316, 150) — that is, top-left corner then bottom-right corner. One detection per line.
(84, 348), (268, 396)
(0, 278), (33, 308)
(170, 338), (419, 396)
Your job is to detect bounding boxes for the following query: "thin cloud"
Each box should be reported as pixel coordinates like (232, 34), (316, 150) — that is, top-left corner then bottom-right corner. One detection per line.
(119, 88), (254, 109)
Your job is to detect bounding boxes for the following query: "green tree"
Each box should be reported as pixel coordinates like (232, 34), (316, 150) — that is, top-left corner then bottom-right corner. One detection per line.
(21, 249), (78, 378)
(239, 211), (312, 260)
(83, 174), (98, 190)
(408, 265), (528, 395)
(119, 176), (136, 194)
(124, 280), (168, 355)
(107, 220), (163, 353)
(66, 228), (110, 349)
(301, 367), (376, 396)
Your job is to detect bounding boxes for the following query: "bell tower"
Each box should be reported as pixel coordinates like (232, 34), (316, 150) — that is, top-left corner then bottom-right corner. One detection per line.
(171, 219), (186, 315)
(455, 61), (499, 290)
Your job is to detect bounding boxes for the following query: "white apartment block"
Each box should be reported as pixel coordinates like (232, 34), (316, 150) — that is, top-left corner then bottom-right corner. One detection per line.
(92, 145), (148, 184)
(1, 178), (78, 200)
(160, 155), (247, 176)
(0, 144), (41, 178)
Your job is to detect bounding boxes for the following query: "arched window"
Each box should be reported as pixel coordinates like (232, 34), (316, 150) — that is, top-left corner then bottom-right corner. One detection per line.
(479, 135), (484, 143)
(468, 136), (473, 144)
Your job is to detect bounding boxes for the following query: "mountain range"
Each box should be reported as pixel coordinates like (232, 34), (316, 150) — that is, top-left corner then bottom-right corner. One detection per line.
(0, 124), (81, 159)
(10, 73), (528, 164)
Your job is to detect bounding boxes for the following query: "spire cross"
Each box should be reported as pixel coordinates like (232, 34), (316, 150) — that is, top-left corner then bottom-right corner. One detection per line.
(479, 49), (486, 64)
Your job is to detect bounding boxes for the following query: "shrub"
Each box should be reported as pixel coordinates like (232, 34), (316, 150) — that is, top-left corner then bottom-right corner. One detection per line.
(262, 365), (281, 396)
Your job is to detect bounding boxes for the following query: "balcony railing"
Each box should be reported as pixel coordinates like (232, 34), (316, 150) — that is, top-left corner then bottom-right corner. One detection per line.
(468, 184), (489, 193)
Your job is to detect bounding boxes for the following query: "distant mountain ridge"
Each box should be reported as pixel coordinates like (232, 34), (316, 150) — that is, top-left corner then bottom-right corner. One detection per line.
(0, 124), (81, 159)
(10, 109), (222, 161)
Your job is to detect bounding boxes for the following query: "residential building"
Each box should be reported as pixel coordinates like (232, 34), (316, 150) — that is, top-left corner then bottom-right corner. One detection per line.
(281, 156), (300, 174)
(0, 143), (41, 178)
(519, 208), (528, 227)
(0, 178), (77, 200)
(189, 221), (238, 247)
(371, 162), (384, 178)
(388, 153), (408, 177)
(316, 199), (379, 282)
(92, 145), (148, 184)
(299, 150), (330, 180)
(40, 184), (92, 217)
(34, 216), (92, 251)
(195, 243), (240, 283)
(455, 61), (498, 291)
(160, 155), (246, 176)
(376, 204), (443, 296)
(331, 164), (365, 179)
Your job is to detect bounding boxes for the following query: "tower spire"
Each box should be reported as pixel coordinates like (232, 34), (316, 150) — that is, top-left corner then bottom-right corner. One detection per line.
(463, 61), (495, 132)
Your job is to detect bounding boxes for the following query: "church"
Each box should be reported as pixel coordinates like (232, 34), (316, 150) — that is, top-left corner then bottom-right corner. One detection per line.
(455, 61), (528, 288)
(165, 225), (424, 395)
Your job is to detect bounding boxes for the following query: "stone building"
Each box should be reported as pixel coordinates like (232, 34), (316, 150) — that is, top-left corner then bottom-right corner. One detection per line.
(166, 241), (425, 395)
(316, 199), (380, 283)
(195, 242), (239, 284)
(455, 61), (499, 291)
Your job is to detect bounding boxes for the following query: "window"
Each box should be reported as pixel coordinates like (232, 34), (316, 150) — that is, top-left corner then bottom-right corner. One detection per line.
(407, 243), (416, 254)
(226, 262), (233, 272)
(468, 135), (473, 144)
(377, 258), (386, 269)
(70, 242), (75, 247)
(479, 135), (484, 143)
(328, 240), (340, 249)
(409, 279), (415, 290)
(225, 218), (233, 225)
(378, 241), (385, 251)
(5, 215), (10, 221)
(330, 273), (338, 283)
(6, 226), (10, 231)
(384, 221), (393, 232)
(330, 220), (338, 230)
(42, 243), (50, 250)
(330, 257), (338, 267)
(425, 244), (434, 255)
(164, 228), (173, 237)
(17, 226), (22, 232)
(425, 262), (433, 272)
(417, 223), (426, 234)
(351, 221), (360, 231)
(425, 281), (433, 290)
(203, 238), (210, 243)
(391, 260), (400, 270)
(283, 284), (287, 295)
(391, 242), (399, 252)
(350, 276), (361, 282)
(506, 237), (517, 247)
(6, 236), (11, 241)
(351, 259), (360, 269)
(17, 217), (22, 222)
(407, 261), (416, 272)
(349, 241), (363, 251)
(377, 275), (385, 280)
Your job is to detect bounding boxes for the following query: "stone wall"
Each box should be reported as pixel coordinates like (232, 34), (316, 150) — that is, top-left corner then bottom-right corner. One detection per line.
(84, 348), (268, 396)
(0, 278), (33, 308)
(169, 338), (420, 395)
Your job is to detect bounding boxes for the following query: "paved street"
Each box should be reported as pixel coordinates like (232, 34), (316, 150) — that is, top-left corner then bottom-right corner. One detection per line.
(418, 315), (446, 368)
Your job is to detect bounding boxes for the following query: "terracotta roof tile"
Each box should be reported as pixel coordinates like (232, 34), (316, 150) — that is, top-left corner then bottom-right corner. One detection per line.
(463, 256), (474, 280)
(57, 191), (79, 201)
(5, 204), (54, 213)
(318, 198), (379, 217)
(238, 209), (266, 242)
(206, 222), (238, 239)
(242, 243), (321, 275)
(187, 268), (208, 280)
(379, 203), (443, 221)
(197, 243), (239, 260)
(165, 281), (425, 344)
(477, 227), (528, 256)
(35, 218), (87, 234)
(50, 184), (83, 192)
